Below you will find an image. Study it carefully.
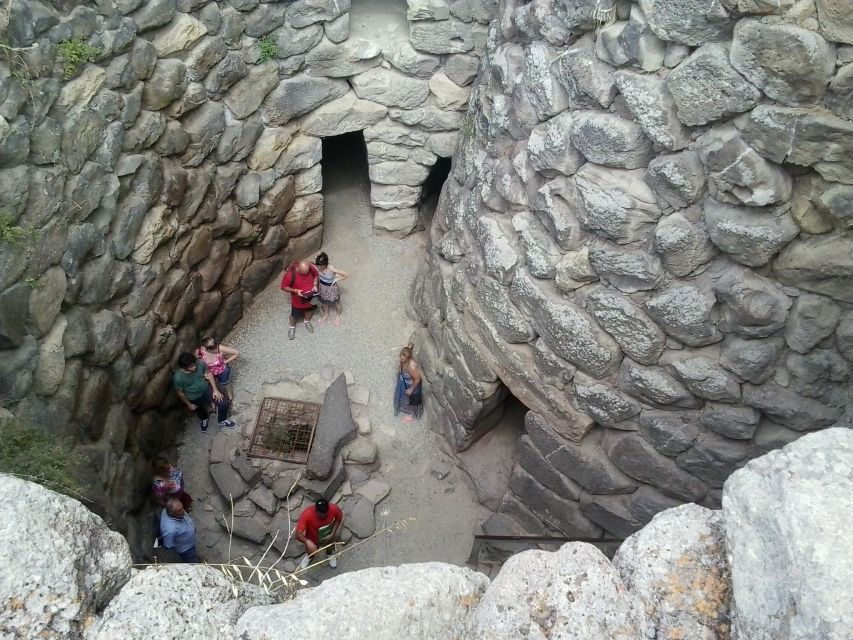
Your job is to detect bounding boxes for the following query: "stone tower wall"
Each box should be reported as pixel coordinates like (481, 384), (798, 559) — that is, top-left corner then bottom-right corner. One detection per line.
(414, 0), (853, 539)
(0, 0), (493, 549)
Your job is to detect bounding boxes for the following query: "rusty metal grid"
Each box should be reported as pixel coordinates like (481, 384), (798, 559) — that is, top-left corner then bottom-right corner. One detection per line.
(247, 397), (320, 464)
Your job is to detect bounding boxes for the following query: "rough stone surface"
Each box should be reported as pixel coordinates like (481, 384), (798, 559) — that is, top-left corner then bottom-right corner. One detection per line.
(305, 374), (357, 480)
(0, 476), (132, 639)
(723, 429), (853, 640)
(235, 563), (489, 640)
(472, 543), (650, 638)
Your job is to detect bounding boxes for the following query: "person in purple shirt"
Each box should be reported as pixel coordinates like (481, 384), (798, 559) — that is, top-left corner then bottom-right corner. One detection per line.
(159, 498), (198, 563)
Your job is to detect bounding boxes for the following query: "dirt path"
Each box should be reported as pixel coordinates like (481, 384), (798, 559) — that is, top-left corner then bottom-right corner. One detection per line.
(178, 137), (489, 576)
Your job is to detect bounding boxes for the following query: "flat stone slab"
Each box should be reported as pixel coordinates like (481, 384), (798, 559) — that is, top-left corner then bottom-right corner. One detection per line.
(306, 374), (358, 480)
(210, 462), (249, 502)
(231, 449), (261, 484)
(300, 454), (345, 500)
(356, 479), (390, 505)
(342, 496), (376, 538)
(343, 437), (378, 464)
(348, 385), (370, 406)
(248, 485), (278, 515)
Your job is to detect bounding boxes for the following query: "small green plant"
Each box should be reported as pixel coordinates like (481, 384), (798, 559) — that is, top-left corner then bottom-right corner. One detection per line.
(24, 276), (42, 290)
(0, 418), (82, 498)
(257, 36), (279, 64)
(0, 214), (39, 250)
(57, 37), (102, 78)
(263, 427), (295, 453)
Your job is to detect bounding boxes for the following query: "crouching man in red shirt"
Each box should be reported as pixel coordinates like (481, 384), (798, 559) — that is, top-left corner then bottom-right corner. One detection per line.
(295, 498), (344, 570)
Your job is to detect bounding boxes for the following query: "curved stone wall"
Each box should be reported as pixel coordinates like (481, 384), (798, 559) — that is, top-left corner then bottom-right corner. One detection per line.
(0, 0), (493, 547)
(415, 0), (853, 538)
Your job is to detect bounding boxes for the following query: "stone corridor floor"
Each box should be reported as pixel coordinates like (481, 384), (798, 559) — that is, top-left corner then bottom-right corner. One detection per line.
(177, 145), (489, 579)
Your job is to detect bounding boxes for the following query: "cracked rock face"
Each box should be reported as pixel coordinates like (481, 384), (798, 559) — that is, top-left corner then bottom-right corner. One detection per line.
(414, 0), (852, 545)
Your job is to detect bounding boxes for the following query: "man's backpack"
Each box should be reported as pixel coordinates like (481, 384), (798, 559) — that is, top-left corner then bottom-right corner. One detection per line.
(280, 262), (317, 291)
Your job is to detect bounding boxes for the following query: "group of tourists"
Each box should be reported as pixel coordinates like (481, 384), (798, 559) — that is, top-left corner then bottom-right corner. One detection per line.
(156, 250), (424, 568)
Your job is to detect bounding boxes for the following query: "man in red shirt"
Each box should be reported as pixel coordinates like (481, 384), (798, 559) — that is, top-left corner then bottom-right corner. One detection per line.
(280, 261), (319, 340)
(295, 498), (344, 570)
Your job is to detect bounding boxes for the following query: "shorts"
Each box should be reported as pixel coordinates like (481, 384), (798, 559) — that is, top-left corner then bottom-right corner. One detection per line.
(291, 305), (314, 320)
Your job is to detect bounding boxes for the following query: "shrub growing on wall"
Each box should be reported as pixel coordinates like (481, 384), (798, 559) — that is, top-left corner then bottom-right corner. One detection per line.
(0, 417), (82, 498)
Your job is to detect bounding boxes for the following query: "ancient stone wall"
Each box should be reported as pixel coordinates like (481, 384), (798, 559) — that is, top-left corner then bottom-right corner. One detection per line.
(0, 0), (493, 548)
(414, 0), (853, 540)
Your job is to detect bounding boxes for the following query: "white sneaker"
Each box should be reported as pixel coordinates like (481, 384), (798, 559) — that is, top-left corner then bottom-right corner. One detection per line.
(298, 555), (311, 571)
(328, 555), (337, 569)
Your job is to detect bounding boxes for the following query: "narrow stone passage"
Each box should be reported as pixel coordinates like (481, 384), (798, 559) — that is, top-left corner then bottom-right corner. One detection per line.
(177, 141), (488, 576)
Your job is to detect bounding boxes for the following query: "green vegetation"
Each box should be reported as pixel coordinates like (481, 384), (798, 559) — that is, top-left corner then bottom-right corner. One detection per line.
(264, 426), (295, 453)
(0, 214), (39, 250)
(0, 418), (82, 498)
(24, 276), (42, 290)
(57, 37), (102, 78)
(258, 36), (279, 64)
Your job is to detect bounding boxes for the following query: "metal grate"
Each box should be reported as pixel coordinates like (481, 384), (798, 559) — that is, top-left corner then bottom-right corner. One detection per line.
(247, 397), (321, 464)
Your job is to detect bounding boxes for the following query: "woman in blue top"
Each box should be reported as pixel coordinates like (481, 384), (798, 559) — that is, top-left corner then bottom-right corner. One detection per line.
(394, 345), (423, 425)
(315, 252), (350, 326)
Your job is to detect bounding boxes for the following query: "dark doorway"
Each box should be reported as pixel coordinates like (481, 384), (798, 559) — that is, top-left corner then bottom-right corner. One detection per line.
(419, 156), (452, 222)
(321, 130), (370, 199)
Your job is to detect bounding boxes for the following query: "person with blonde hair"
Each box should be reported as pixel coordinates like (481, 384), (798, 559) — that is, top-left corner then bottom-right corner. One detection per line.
(394, 345), (423, 424)
(196, 336), (239, 401)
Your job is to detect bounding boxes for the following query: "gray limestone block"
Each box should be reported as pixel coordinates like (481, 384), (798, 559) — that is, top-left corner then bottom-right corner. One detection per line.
(666, 43), (760, 126)
(644, 283), (722, 347)
(714, 267), (791, 338)
(638, 0), (734, 46)
(723, 429), (853, 640)
(341, 495), (376, 538)
(180, 101), (224, 166)
(638, 410), (701, 455)
(570, 111), (654, 169)
(511, 271), (623, 377)
(306, 374), (357, 480)
(698, 126), (792, 207)
(603, 430), (709, 502)
(508, 465), (603, 537)
(304, 39), (382, 78)
(210, 461), (249, 501)
(615, 70), (689, 151)
(473, 542), (648, 639)
(350, 67), (430, 109)
(774, 235), (853, 304)
(262, 74), (348, 126)
(555, 248), (599, 292)
(286, 0), (350, 28)
(0, 284), (31, 349)
(324, 12), (349, 43)
(703, 200), (799, 268)
(614, 503), (730, 640)
(815, 0), (853, 45)
(720, 334), (784, 384)
(553, 34), (617, 108)
(836, 311), (853, 362)
(645, 150), (705, 211)
(784, 292), (842, 354)
(383, 40), (441, 77)
(587, 288), (665, 365)
(131, 0), (177, 32)
(742, 382), (843, 430)
(204, 52), (247, 98)
(588, 243), (663, 294)
(409, 18), (476, 54)
(573, 371), (641, 427)
(594, 12), (666, 73)
(245, 3), (287, 37)
(510, 211), (561, 279)
(526, 112), (584, 178)
(579, 492), (645, 539)
(368, 160), (430, 186)
(676, 432), (749, 488)
(626, 484), (683, 528)
(786, 349), (850, 402)
(184, 36), (227, 83)
(826, 62), (853, 121)
(618, 359), (697, 408)
(445, 53), (480, 85)
(518, 41), (570, 121)
(525, 413), (637, 494)
(532, 338), (576, 389)
(702, 402), (760, 440)
(574, 164), (661, 245)
(62, 108), (107, 173)
(662, 351), (741, 403)
(653, 211), (716, 278)
(474, 277), (535, 344)
(730, 20), (836, 108)
(473, 216), (519, 285)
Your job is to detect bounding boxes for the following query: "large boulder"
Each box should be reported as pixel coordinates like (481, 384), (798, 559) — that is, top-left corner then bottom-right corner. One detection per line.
(0, 476), (132, 639)
(723, 428), (853, 640)
(234, 563), (488, 639)
(305, 374), (358, 480)
(472, 542), (650, 638)
(614, 504), (730, 640)
(85, 565), (274, 639)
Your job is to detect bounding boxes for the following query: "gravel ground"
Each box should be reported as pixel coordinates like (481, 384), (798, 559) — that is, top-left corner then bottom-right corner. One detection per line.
(178, 136), (489, 577)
